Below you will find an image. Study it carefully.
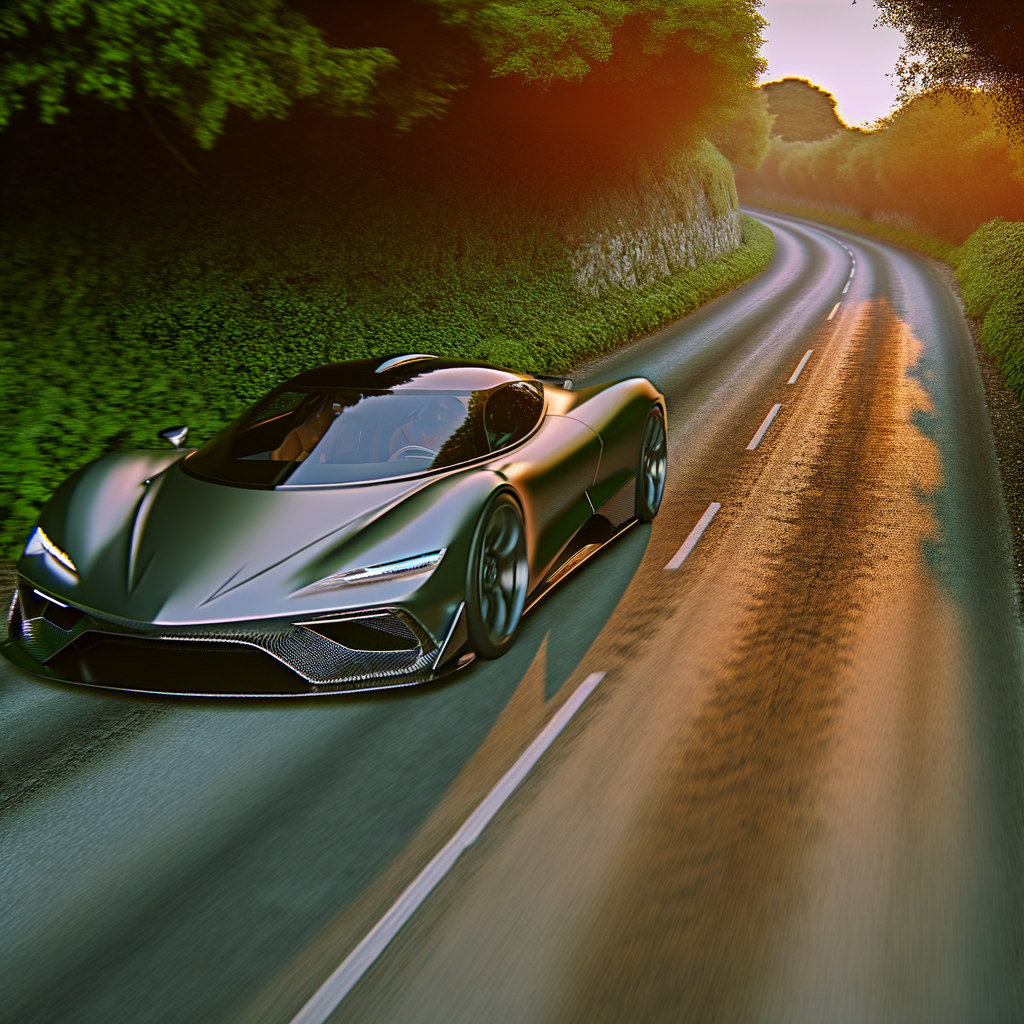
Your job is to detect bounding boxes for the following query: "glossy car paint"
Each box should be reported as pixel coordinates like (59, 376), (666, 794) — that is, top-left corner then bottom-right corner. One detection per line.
(3, 357), (665, 696)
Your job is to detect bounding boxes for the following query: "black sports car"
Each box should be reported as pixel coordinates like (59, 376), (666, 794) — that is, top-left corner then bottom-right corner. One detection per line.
(3, 354), (667, 696)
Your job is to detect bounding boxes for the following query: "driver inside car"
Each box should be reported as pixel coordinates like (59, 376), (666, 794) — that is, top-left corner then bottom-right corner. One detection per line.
(389, 395), (466, 459)
(271, 398), (341, 462)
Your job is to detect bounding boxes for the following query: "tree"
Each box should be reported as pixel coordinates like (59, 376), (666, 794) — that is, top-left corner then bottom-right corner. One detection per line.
(874, 0), (1024, 135)
(0, 0), (768, 149)
(0, 0), (409, 147)
(713, 85), (773, 169)
(760, 78), (847, 142)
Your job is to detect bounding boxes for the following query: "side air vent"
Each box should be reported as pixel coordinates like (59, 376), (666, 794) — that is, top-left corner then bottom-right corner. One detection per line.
(16, 582), (88, 661)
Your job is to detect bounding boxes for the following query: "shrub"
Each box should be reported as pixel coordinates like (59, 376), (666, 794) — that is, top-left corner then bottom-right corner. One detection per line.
(0, 131), (773, 556)
(957, 218), (1024, 395)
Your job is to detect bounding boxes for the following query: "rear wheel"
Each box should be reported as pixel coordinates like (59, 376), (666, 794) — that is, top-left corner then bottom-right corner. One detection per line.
(466, 492), (528, 659)
(636, 405), (667, 522)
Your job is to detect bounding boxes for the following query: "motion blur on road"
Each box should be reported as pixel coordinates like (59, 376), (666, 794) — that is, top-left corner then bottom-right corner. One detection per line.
(2, 211), (1023, 1024)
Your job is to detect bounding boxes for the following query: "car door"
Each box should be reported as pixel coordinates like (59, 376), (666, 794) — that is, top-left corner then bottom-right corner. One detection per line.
(488, 387), (603, 585)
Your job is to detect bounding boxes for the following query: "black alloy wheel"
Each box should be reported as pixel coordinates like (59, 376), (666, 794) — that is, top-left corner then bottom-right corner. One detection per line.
(636, 405), (667, 522)
(466, 492), (529, 659)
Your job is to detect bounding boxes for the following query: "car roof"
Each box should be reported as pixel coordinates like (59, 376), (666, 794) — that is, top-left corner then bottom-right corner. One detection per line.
(281, 356), (531, 392)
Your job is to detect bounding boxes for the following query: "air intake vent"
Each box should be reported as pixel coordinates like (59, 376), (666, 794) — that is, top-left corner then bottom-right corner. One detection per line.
(300, 616), (419, 651)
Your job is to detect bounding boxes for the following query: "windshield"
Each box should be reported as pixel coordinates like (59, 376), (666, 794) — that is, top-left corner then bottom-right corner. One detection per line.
(184, 381), (544, 487)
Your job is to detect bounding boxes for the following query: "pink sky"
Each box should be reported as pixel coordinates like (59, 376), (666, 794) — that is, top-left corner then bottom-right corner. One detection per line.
(758, 0), (906, 126)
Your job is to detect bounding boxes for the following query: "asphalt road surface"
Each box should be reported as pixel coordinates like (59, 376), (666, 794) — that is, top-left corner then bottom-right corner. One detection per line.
(3, 210), (1023, 1024)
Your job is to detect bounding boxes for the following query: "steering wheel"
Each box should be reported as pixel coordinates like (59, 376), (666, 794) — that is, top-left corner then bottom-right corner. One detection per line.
(388, 444), (437, 462)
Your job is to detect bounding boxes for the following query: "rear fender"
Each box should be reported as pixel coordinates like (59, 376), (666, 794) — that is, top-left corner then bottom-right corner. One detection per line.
(570, 380), (665, 488)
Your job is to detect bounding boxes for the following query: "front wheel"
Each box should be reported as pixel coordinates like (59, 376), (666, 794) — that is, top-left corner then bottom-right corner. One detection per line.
(465, 492), (529, 659)
(636, 405), (667, 522)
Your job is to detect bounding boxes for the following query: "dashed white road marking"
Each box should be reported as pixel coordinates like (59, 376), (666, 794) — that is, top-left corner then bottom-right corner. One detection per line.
(288, 671), (608, 1024)
(827, 302), (841, 321)
(788, 350), (813, 384)
(842, 280), (850, 294)
(665, 502), (721, 569)
(747, 403), (782, 451)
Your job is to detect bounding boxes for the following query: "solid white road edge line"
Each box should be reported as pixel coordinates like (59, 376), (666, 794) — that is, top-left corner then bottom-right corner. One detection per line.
(288, 670), (608, 1024)
(827, 302), (841, 320)
(788, 350), (813, 384)
(665, 502), (721, 569)
(746, 403), (782, 451)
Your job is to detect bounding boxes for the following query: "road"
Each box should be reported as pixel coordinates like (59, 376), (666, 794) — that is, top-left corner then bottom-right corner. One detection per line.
(2, 210), (1023, 1024)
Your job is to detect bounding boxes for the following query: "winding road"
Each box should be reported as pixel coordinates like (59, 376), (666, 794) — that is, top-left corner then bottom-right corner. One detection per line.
(3, 210), (1023, 1024)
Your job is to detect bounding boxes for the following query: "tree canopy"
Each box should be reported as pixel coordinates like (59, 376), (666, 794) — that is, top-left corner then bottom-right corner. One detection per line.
(0, 0), (767, 147)
(736, 90), (1024, 242)
(875, 0), (1024, 135)
(761, 78), (848, 142)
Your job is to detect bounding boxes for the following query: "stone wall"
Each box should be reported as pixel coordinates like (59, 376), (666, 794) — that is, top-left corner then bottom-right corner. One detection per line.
(570, 144), (743, 296)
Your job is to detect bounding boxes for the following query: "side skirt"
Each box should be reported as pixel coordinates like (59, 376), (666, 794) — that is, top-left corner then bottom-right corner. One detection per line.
(525, 514), (638, 614)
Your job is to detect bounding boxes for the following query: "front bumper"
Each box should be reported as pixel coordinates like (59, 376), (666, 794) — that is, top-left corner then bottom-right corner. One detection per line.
(3, 579), (471, 697)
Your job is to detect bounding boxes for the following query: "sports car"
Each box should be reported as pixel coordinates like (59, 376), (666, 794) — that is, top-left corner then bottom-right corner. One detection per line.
(3, 354), (667, 696)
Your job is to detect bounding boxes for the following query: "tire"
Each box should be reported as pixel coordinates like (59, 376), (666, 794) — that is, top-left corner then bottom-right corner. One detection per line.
(465, 492), (529, 659)
(636, 405), (667, 522)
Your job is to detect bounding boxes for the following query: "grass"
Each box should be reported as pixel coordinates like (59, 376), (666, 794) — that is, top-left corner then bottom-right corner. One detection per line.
(741, 198), (960, 262)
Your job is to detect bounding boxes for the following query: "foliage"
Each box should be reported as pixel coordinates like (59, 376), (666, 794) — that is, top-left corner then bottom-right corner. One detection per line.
(736, 90), (1024, 242)
(874, 0), (1024, 136)
(1, 0), (768, 148)
(0, 0), (772, 559)
(760, 77), (849, 141)
(957, 218), (1024, 396)
(712, 85), (773, 170)
(741, 198), (959, 261)
(437, 0), (767, 86)
(0, 124), (772, 556)
(0, 0), (402, 147)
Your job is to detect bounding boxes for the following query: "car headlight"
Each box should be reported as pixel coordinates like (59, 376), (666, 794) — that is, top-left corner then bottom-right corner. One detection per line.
(24, 527), (78, 575)
(292, 550), (445, 597)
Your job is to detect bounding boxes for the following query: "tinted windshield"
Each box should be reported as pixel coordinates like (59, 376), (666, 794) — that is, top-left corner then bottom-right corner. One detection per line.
(185, 381), (544, 487)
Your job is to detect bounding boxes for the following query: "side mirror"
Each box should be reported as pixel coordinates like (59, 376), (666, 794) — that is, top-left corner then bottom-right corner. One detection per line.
(158, 426), (189, 448)
(535, 376), (574, 391)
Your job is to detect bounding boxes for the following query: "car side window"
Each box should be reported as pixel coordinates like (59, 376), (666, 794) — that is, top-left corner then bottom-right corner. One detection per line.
(483, 382), (544, 452)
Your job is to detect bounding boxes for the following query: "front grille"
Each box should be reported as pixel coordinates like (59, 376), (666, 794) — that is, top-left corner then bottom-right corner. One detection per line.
(10, 577), (437, 692)
(47, 636), (313, 696)
(299, 613), (420, 651)
(150, 609), (434, 685)
(162, 621), (433, 685)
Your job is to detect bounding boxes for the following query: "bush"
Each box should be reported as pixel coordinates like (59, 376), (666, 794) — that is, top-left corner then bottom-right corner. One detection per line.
(957, 218), (1024, 395)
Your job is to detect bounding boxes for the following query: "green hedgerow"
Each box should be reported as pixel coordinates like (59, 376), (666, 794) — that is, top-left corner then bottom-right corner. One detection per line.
(0, 136), (773, 557)
(957, 218), (1024, 397)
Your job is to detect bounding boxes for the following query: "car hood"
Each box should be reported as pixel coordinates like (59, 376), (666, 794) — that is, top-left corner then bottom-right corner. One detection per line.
(26, 454), (449, 626)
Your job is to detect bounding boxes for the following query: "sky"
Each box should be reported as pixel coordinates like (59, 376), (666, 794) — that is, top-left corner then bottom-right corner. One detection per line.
(758, 0), (907, 127)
